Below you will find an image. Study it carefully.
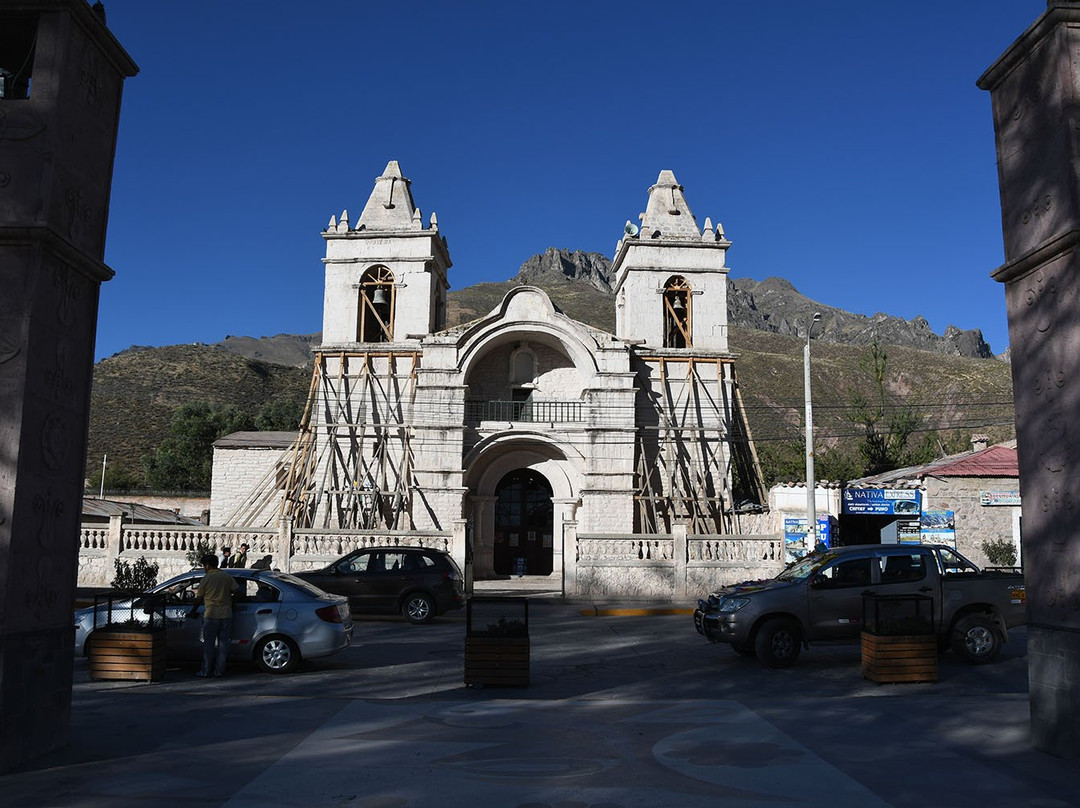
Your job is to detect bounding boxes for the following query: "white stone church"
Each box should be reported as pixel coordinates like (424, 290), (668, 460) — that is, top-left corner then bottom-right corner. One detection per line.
(210, 162), (767, 589)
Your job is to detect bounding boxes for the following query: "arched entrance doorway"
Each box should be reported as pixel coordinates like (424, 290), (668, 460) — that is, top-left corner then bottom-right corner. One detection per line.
(493, 469), (554, 575)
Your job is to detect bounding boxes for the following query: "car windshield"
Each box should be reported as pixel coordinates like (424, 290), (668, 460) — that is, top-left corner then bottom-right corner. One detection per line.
(273, 572), (341, 599)
(776, 551), (836, 582)
(936, 546), (980, 575)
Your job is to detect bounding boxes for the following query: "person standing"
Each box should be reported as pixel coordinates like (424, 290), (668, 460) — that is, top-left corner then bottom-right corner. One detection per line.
(188, 554), (238, 678)
(232, 543), (249, 569)
(220, 545), (234, 567)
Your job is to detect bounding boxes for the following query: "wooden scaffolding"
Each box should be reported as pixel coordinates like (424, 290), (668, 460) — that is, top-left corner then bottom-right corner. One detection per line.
(633, 356), (765, 535)
(223, 350), (421, 530)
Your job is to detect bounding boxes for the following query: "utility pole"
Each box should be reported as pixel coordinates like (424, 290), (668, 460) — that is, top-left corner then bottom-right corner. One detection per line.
(804, 313), (822, 557)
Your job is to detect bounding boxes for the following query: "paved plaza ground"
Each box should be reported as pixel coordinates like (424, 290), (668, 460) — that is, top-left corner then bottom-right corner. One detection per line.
(4, 598), (1077, 808)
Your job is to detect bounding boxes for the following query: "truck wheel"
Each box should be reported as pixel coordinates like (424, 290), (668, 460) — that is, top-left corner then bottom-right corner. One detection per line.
(951, 615), (1001, 664)
(754, 618), (801, 668)
(730, 641), (756, 658)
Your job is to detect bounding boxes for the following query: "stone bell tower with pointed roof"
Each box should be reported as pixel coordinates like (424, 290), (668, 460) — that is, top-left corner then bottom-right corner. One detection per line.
(611, 170), (731, 351)
(320, 161), (452, 348)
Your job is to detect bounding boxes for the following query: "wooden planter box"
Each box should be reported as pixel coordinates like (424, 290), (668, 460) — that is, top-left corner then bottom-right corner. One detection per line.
(88, 630), (166, 682)
(464, 636), (530, 687)
(465, 596), (530, 687)
(861, 632), (938, 684)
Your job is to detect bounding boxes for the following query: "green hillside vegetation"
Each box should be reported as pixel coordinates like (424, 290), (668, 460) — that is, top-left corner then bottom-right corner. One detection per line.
(88, 346), (310, 490)
(729, 326), (1015, 485)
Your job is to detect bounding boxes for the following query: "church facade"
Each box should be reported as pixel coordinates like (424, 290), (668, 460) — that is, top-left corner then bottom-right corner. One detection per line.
(211, 162), (765, 584)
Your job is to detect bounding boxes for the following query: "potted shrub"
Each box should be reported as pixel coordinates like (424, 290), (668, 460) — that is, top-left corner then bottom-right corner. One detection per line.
(87, 557), (167, 682)
(464, 597), (530, 687)
(860, 594), (938, 684)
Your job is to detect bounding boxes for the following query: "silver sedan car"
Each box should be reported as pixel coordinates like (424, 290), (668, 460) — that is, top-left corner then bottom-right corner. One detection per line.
(74, 568), (353, 674)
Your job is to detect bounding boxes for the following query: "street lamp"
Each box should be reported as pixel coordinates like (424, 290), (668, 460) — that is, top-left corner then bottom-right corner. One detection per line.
(804, 312), (822, 556)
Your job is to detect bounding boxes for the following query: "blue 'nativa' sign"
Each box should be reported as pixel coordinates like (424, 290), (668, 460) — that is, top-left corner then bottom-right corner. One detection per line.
(842, 488), (922, 516)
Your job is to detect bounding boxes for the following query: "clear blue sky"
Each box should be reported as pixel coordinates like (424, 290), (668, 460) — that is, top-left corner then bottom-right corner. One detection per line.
(95, 1), (1044, 361)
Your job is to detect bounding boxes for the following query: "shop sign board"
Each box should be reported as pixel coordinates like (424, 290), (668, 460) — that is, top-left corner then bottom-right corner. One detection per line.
(980, 490), (1021, 506)
(898, 520), (922, 543)
(841, 488), (921, 516)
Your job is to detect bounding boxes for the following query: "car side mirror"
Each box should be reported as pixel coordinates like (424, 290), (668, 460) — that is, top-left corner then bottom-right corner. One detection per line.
(809, 575), (828, 589)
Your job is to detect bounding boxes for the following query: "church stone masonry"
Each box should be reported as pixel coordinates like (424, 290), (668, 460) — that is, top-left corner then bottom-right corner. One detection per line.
(213, 162), (763, 584)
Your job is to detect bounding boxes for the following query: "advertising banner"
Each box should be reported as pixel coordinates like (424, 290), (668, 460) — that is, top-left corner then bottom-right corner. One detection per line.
(841, 488), (921, 516)
(921, 510), (956, 547)
(784, 517), (834, 548)
(897, 520), (922, 543)
(783, 517), (835, 562)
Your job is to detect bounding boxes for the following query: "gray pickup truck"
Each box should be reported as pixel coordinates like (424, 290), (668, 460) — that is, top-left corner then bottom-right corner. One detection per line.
(693, 543), (1026, 667)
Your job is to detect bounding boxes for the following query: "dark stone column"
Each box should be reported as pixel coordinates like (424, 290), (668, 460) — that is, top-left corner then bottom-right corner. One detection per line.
(0, 2), (136, 771)
(979, 1), (1080, 762)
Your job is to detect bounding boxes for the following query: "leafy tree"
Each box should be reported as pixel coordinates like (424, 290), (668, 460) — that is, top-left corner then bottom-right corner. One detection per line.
(756, 440), (805, 488)
(185, 538), (218, 568)
(255, 397), (305, 431)
(86, 461), (145, 493)
(111, 556), (159, 593)
(142, 403), (255, 490)
(847, 340), (923, 476)
(981, 537), (1018, 567)
(815, 447), (862, 483)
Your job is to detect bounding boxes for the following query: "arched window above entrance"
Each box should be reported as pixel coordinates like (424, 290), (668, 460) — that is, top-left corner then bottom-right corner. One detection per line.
(663, 275), (691, 348)
(357, 265), (395, 342)
(509, 345), (537, 385)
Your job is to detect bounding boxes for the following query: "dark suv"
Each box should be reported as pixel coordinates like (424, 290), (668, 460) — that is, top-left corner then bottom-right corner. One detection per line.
(293, 547), (465, 624)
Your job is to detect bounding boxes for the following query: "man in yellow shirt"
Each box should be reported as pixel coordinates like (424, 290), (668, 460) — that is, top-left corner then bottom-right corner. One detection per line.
(188, 554), (239, 678)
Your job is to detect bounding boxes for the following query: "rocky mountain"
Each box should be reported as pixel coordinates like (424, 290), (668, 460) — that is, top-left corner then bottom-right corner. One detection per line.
(726, 276), (995, 359)
(197, 248), (998, 364)
(515, 247), (613, 293)
(501, 250), (996, 359)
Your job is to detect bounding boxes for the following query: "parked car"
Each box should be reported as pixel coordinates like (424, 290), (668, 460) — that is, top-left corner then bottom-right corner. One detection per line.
(693, 543), (1026, 667)
(74, 569), (353, 674)
(293, 547), (465, 623)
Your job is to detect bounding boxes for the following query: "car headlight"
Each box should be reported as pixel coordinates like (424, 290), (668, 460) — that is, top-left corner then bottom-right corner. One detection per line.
(717, 596), (750, 613)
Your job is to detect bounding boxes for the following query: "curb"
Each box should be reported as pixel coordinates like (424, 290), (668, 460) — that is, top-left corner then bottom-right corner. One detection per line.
(581, 607), (695, 617)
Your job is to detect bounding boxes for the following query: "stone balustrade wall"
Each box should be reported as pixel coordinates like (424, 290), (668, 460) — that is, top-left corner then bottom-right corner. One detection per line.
(77, 516), (454, 587)
(567, 527), (784, 601)
(79, 515), (783, 602)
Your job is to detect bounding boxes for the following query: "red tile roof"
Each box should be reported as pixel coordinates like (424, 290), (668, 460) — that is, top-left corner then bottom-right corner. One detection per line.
(924, 444), (1018, 478)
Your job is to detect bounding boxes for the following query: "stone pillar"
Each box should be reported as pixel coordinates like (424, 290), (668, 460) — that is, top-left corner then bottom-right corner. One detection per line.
(978, 1), (1080, 761)
(0, 2), (136, 771)
(277, 516), (293, 571)
(562, 520), (578, 597)
(671, 523), (688, 600)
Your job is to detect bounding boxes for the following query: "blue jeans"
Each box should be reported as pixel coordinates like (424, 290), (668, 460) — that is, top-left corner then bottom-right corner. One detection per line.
(200, 617), (232, 676)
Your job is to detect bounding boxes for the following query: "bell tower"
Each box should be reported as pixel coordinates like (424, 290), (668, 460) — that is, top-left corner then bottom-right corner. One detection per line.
(611, 170), (731, 351)
(320, 161), (452, 348)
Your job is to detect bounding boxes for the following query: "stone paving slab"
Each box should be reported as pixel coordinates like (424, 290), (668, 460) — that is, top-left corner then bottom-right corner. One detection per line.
(3, 606), (1077, 808)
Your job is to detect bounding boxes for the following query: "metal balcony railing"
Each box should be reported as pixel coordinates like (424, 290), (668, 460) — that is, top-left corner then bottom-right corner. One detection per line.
(465, 399), (584, 423)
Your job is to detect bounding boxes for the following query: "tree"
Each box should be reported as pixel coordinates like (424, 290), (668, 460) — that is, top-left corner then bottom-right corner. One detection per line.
(110, 556), (159, 593)
(255, 397), (305, 431)
(847, 341), (923, 476)
(86, 461), (144, 493)
(142, 402), (255, 490)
